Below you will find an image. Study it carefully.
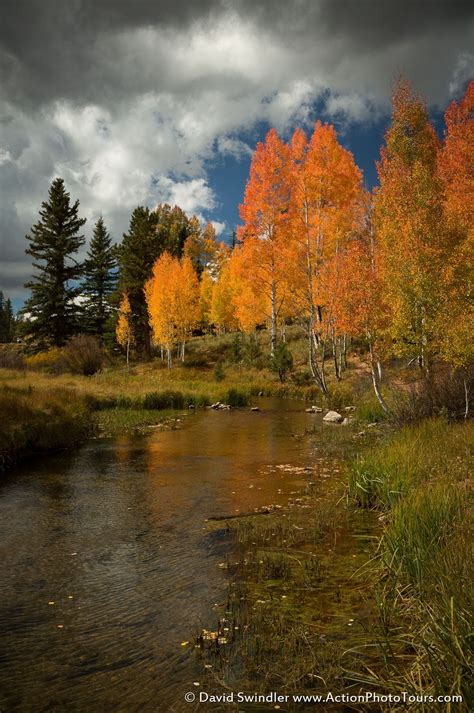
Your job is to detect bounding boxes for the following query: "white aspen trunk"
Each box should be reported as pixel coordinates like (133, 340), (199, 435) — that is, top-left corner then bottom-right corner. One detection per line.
(368, 338), (390, 415)
(464, 378), (469, 420)
(271, 279), (277, 356)
(332, 328), (340, 381)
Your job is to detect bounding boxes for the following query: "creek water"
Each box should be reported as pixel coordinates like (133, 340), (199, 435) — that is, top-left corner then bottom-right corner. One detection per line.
(0, 399), (333, 712)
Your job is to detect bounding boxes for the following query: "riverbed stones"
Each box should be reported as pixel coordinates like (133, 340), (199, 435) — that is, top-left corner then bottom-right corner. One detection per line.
(210, 402), (231, 410)
(250, 406), (260, 411)
(323, 410), (344, 423)
(305, 405), (323, 413)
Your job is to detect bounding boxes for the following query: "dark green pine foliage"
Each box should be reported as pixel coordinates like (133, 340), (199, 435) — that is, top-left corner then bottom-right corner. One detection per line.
(118, 206), (159, 357)
(83, 217), (117, 340)
(24, 178), (86, 349)
(155, 204), (197, 257)
(0, 292), (15, 343)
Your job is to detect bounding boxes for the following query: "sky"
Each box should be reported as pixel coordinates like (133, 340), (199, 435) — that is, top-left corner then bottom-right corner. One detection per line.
(0, 0), (473, 309)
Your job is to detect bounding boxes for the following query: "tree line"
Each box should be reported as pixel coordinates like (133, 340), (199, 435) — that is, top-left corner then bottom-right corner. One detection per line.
(21, 181), (211, 352)
(21, 79), (473, 408)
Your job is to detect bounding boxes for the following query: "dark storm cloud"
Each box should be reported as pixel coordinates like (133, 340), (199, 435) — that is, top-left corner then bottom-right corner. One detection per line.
(1, 1), (473, 108)
(0, 0), (473, 301)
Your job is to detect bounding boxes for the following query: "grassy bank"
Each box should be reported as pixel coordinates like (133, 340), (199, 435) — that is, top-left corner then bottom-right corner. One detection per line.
(0, 386), (91, 470)
(201, 419), (472, 709)
(348, 419), (473, 708)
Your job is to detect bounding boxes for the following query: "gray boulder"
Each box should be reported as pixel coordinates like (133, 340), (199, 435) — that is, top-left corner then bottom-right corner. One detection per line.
(323, 410), (344, 423)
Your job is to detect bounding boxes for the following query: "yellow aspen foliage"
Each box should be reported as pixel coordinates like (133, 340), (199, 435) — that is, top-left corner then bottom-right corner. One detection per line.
(210, 261), (238, 333)
(199, 269), (214, 327)
(145, 253), (199, 365)
(116, 293), (134, 364)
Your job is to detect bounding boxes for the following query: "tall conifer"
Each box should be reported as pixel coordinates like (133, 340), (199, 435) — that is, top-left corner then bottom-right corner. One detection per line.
(24, 178), (86, 349)
(83, 217), (117, 339)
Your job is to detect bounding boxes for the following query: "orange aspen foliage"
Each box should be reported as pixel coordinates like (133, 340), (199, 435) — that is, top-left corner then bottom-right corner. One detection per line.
(438, 81), (474, 231)
(210, 261), (239, 333)
(238, 128), (292, 353)
(375, 79), (446, 371)
(225, 242), (266, 333)
(288, 121), (364, 392)
(437, 81), (474, 369)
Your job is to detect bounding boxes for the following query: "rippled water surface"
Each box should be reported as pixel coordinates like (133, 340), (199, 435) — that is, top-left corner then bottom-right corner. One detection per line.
(0, 399), (325, 712)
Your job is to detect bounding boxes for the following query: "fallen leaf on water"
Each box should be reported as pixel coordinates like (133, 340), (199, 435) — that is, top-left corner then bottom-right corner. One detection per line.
(181, 641), (189, 646)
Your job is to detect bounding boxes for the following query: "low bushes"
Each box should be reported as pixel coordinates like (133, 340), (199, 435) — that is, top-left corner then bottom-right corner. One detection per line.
(61, 334), (105, 376)
(0, 345), (25, 370)
(24, 347), (65, 373)
(393, 365), (472, 422)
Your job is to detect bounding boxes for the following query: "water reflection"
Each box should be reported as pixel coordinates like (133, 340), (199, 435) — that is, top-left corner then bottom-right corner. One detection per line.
(0, 399), (320, 712)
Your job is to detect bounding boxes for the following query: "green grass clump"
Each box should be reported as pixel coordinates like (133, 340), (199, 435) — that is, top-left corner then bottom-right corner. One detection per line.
(348, 419), (472, 510)
(224, 388), (250, 407)
(93, 408), (179, 436)
(381, 485), (463, 590)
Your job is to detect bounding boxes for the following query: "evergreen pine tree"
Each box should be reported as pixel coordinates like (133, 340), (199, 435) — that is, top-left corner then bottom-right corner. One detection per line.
(83, 217), (117, 339)
(0, 292), (15, 343)
(118, 206), (160, 357)
(24, 178), (86, 349)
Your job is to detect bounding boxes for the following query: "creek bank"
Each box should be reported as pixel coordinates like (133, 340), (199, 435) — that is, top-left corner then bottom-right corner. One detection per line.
(201, 421), (383, 705)
(199, 418), (472, 709)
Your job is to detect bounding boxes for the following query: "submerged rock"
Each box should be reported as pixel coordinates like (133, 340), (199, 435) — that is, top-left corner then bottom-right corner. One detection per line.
(305, 405), (323, 413)
(250, 406), (260, 412)
(323, 410), (344, 423)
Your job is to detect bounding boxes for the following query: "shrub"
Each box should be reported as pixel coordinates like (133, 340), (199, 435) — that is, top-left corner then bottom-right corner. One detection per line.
(0, 345), (25, 370)
(244, 333), (263, 365)
(25, 347), (64, 373)
(214, 360), (225, 382)
(62, 335), (104, 376)
(231, 332), (244, 363)
(327, 382), (354, 411)
(269, 342), (293, 382)
(393, 365), (473, 423)
(292, 369), (314, 387)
